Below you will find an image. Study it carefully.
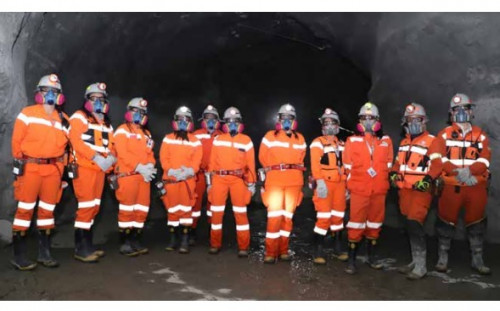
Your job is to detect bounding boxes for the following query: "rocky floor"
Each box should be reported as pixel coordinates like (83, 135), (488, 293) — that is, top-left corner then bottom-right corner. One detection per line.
(1, 202), (500, 300)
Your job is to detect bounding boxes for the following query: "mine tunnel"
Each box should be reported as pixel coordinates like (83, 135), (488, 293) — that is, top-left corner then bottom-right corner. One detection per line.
(1, 12), (500, 300)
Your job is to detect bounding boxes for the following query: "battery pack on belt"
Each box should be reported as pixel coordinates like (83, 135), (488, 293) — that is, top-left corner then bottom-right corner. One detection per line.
(266, 164), (306, 171)
(22, 156), (64, 164)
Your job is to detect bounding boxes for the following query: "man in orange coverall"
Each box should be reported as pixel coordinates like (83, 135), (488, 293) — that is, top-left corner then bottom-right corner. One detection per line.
(342, 102), (393, 274)
(160, 106), (202, 254)
(69, 82), (116, 263)
(309, 108), (348, 265)
(11, 74), (69, 270)
(206, 107), (256, 257)
(113, 97), (157, 257)
(434, 93), (491, 275)
(259, 103), (307, 264)
(390, 103), (443, 280)
(192, 104), (223, 245)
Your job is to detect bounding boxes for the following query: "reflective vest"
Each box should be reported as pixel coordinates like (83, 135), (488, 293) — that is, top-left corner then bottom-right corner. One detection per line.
(258, 130), (307, 187)
(309, 135), (345, 182)
(69, 110), (114, 171)
(396, 133), (436, 189)
(440, 124), (490, 185)
(113, 123), (155, 174)
(209, 132), (256, 183)
(193, 128), (223, 173)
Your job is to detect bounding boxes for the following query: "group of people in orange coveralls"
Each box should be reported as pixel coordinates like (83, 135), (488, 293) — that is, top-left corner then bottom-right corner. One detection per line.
(10, 74), (492, 281)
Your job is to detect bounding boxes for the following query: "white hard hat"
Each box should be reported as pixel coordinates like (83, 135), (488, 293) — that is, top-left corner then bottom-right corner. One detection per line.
(278, 103), (296, 118)
(200, 104), (220, 120)
(175, 106), (193, 119)
(449, 93), (473, 111)
(223, 107), (242, 120)
(85, 82), (108, 98)
(319, 108), (340, 124)
(127, 97), (148, 112)
(358, 102), (379, 118)
(402, 102), (428, 124)
(37, 74), (62, 91)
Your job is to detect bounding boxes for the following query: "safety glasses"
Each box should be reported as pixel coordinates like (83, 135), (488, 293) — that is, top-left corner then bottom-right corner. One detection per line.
(175, 115), (192, 122)
(322, 119), (339, 126)
(129, 107), (147, 115)
(88, 95), (109, 103)
(405, 116), (425, 123)
(279, 114), (295, 121)
(39, 87), (61, 94)
(359, 115), (377, 121)
(451, 104), (473, 112)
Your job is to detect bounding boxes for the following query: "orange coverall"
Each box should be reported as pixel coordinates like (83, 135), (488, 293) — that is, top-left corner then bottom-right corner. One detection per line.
(113, 123), (156, 230)
(207, 132), (256, 251)
(259, 130), (307, 258)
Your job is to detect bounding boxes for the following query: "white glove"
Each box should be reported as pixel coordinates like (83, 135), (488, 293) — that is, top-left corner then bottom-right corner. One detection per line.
(345, 189), (351, 201)
(464, 175), (478, 186)
(167, 168), (183, 180)
(177, 166), (195, 181)
(136, 163), (153, 181)
(454, 167), (471, 183)
(142, 163), (157, 182)
(247, 183), (256, 196)
(93, 154), (111, 171)
(316, 179), (328, 199)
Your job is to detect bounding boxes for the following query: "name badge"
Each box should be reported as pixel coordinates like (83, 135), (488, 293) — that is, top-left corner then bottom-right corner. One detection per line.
(147, 139), (154, 148)
(367, 167), (377, 178)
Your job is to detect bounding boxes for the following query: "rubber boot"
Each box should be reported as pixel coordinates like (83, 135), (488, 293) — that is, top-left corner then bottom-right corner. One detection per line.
(119, 228), (140, 257)
(188, 227), (197, 246)
(165, 226), (178, 251)
(331, 231), (348, 262)
(37, 229), (59, 268)
(312, 233), (327, 265)
(345, 241), (358, 274)
(406, 220), (427, 280)
(88, 227), (105, 258)
(74, 229), (99, 263)
(237, 249), (249, 257)
(366, 239), (383, 270)
(179, 226), (190, 254)
(435, 218), (454, 273)
(397, 219), (414, 275)
(467, 219), (491, 275)
(130, 228), (149, 255)
(11, 231), (37, 271)
(264, 256), (277, 264)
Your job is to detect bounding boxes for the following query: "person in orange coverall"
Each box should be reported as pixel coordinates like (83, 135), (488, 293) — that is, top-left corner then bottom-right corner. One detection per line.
(160, 106), (202, 254)
(113, 97), (156, 257)
(342, 102), (393, 275)
(433, 93), (491, 275)
(192, 104), (223, 245)
(69, 82), (116, 263)
(206, 107), (256, 257)
(309, 108), (348, 265)
(11, 74), (69, 270)
(390, 103), (443, 280)
(259, 103), (307, 264)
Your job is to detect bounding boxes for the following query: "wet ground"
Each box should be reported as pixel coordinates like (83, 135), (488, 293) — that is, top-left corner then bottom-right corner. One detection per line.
(1, 201), (500, 300)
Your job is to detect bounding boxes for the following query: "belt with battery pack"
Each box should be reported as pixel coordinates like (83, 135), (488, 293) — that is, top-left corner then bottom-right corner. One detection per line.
(265, 163), (306, 171)
(107, 171), (140, 190)
(158, 176), (195, 200)
(22, 155), (64, 164)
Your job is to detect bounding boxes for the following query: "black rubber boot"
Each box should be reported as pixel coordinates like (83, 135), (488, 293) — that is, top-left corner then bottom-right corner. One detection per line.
(130, 228), (149, 255)
(188, 227), (197, 246)
(435, 218), (454, 273)
(345, 242), (359, 274)
(165, 226), (178, 251)
(332, 231), (348, 262)
(179, 226), (190, 254)
(467, 219), (491, 275)
(366, 239), (384, 270)
(119, 228), (140, 257)
(37, 229), (59, 268)
(312, 233), (327, 265)
(74, 229), (99, 263)
(406, 220), (427, 280)
(11, 231), (37, 271)
(88, 227), (105, 258)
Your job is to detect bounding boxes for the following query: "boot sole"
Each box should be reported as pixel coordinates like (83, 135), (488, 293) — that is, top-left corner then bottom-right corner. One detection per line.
(37, 260), (60, 268)
(120, 251), (140, 257)
(434, 265), (448, 273)
(11, 261), (37, 271)
(165, 247), (177, 251)
(74, 255), (99, 263)
(313, 257), (327, 265)
(332, 253), (348, 262)
(345, 267), (357, 275)
(137, 249), (149, 255)
(179, 248), (190, 254)
(93, 250), (105, 258)
(472, 266), (491, 275)
(406, 272), (426, 280)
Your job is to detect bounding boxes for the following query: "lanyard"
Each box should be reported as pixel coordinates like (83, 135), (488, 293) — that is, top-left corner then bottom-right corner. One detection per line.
(365, 137), (375, 166)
